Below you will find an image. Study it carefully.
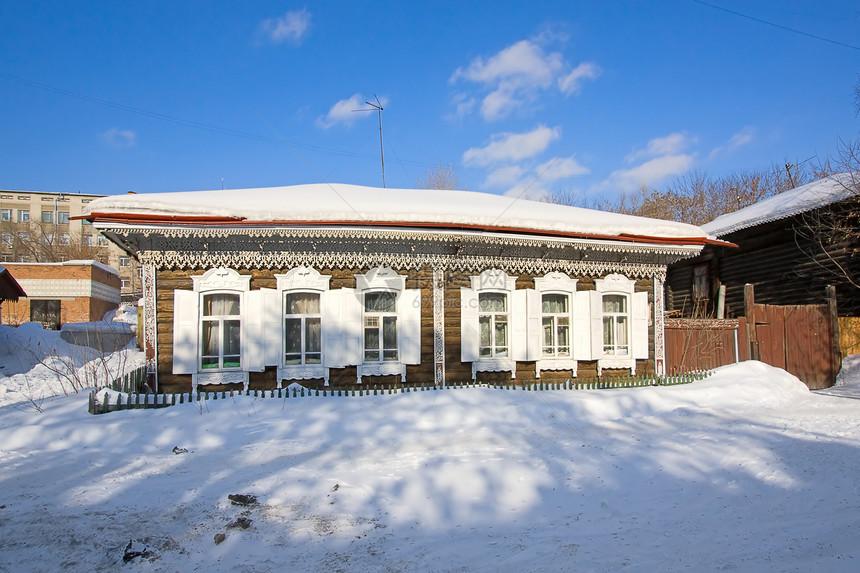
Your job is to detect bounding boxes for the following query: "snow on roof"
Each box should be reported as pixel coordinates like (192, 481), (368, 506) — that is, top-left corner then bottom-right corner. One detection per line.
(3, 260), (119, 277)
(702, 173), (859, 237)
(83, 183), (709, 242)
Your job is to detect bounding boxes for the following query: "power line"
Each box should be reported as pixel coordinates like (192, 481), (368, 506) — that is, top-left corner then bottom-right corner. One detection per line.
(691, 0), (860, 52)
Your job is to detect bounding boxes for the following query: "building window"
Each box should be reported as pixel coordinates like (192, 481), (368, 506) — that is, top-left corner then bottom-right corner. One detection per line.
(59, 233), (70, 245)
(284, 292), (322, 365)
(42, 233), (54, 244)
(31, 300), (61, 330)
(58, 211), (70, 224)
(119, 255), (130, 268)
(693, 264), (709, 300)
(82, 235), (92, 246)
(17, 195), (29, 201)
(1, 209), (12, 221)
(41, 210), (53, 224)
(97, 235), (109, 246)
(82, 218), (92, 226)
(363, 291), (398, 362)
(478, 292), (508, 357)
(121, 279), (130, 290)
(602, 294), (630, 356)
(17, 231), (29, 242)
(542, 293), (571, 357)
(17, 210), (29, 223)
(200, 293), (241, 370)
(1, 232), (11, 245)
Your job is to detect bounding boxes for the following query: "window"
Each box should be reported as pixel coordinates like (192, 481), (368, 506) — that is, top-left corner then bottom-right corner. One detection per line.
(17, 210), (29, 223)
(97, 235), (109, 246)
(58, 211), (70, 224)
(42, 233), (54, 244)
(41, 210), (53, 224)
(542, 294), (571, 357)
(31, 300), (61, 330)
(59, 233), (70, 245)
(119, 255), (130, 268)
(200, 293), (241, 370)
(1, 232), (11, 245)
(284, 292), (322, 365)
(121, 279), (130, 290)
(82, 235), (92, 246)
(478, 292), (508, 357)
(17, 231), (29, 242)
(17, 195), (29, 201)
(363, 291), (398, 362)
(602, 294), (630, 355)
(693, 264), (709, 300)
(82, 218), (92, 226)
(1, 209), (11, 221)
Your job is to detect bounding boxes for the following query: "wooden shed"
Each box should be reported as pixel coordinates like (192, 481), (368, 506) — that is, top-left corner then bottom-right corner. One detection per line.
(666, 174), (860, 320)
(82, 184), (716, 393)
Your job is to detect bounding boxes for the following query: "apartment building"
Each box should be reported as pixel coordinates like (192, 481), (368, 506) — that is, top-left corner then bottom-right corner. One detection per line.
(0, 190), (140, 301)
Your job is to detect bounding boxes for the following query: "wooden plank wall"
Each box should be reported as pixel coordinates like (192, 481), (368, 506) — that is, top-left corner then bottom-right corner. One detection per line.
(156, 266), (656, 393)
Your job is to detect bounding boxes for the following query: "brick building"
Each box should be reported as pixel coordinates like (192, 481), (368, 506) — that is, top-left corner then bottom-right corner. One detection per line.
(0, 261), (121, 328)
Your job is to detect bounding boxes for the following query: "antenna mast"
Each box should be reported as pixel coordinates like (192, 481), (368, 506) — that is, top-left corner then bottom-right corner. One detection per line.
(353, 95), (386, 187)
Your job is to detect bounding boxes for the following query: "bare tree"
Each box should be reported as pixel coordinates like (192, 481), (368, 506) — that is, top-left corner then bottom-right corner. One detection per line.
(417, 163), (465, 190)
(794, 139), (860, 290)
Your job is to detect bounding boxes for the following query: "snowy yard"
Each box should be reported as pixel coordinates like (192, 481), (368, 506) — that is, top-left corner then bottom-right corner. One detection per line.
(1, 325), (860, 571)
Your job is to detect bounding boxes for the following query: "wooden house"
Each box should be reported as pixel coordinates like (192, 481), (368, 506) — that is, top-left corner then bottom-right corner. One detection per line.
(666, 174), (860, 320)
(82, 184), (716, 393)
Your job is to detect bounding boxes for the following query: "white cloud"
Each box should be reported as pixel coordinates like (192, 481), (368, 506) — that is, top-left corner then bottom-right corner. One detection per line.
(607, 154), (695, 193)
(451, 38), (598, 121)
(558, 62), (601, 95)
(317, 94), (388, 129)
(534, 156), (589, 181)
(257, 9), (311, 45)
(463, 125), (560, 166)
(484, 165), (526, 188)
(709, 127), (755, 159)
(626, 132), (692, 163)
(100, 128), (136, 149)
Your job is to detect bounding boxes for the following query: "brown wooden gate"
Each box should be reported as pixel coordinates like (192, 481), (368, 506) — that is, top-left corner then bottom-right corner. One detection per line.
(664, 285), (840, 389)
(745, 284), (840, 389)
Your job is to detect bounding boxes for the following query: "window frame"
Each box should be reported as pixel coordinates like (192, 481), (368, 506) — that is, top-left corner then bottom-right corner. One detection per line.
(478, 291), (509, 358)
(601, 293), (631, 356)
(17, 210), (29, 223)
(275, 267), (332, 386)
(283, 290), (323, 366)
(362, 290), (399, 363)
(592, 274), (649, 375)
(0, 209), (11, 221)
(541, 292), (571, 358)
(199, 291), (243, 371)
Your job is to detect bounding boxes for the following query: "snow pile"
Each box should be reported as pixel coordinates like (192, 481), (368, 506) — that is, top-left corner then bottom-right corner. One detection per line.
(703, 173), (858, 236)
(2, 360), (860, 571)
(83, 183), (710, 241)
(0, 322), (145, 408)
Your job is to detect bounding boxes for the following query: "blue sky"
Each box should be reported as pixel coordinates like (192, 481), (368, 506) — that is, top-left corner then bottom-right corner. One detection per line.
(1, 1), (858, 199)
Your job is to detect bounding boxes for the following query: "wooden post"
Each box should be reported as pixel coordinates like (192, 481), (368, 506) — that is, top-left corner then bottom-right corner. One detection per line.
(744, 283), (757, 361)
(827, 285), (841, 385)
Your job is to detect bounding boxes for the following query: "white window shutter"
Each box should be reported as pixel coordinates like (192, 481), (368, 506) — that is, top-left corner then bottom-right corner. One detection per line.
(589, 291), (604, 359)
(525, 289), (541, 361)
(261, 288), (281, 366)
(511, 289), (528, 361)
(632, 291), (649, 359)
(172, 289), (199, 374)
(243, 290), (265, 372)
(398, 288), (422, 365)
(321, 289), (344, 368)
(573, 291), (593, 360)
(340, 288), (363, 366)
(460, 287), (479, 362)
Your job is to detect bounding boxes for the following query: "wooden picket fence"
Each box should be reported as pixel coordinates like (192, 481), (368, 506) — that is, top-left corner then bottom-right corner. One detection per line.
(87, 370), (711, 415)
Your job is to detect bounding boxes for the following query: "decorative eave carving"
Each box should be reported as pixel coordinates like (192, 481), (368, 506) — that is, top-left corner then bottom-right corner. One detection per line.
(105, 226), (700, 279)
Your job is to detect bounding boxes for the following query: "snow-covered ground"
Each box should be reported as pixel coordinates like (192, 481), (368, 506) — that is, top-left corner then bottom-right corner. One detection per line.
(1, 322), (859, 572)
(0, 305), (144, 409)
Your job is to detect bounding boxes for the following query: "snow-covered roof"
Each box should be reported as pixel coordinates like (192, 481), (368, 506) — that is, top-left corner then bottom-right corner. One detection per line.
(702, 173), (859, 237)
(83, 184), (711, 244)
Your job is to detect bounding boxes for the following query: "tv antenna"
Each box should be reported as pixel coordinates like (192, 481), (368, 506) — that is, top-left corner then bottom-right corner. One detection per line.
(353, 95), (386, 187)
